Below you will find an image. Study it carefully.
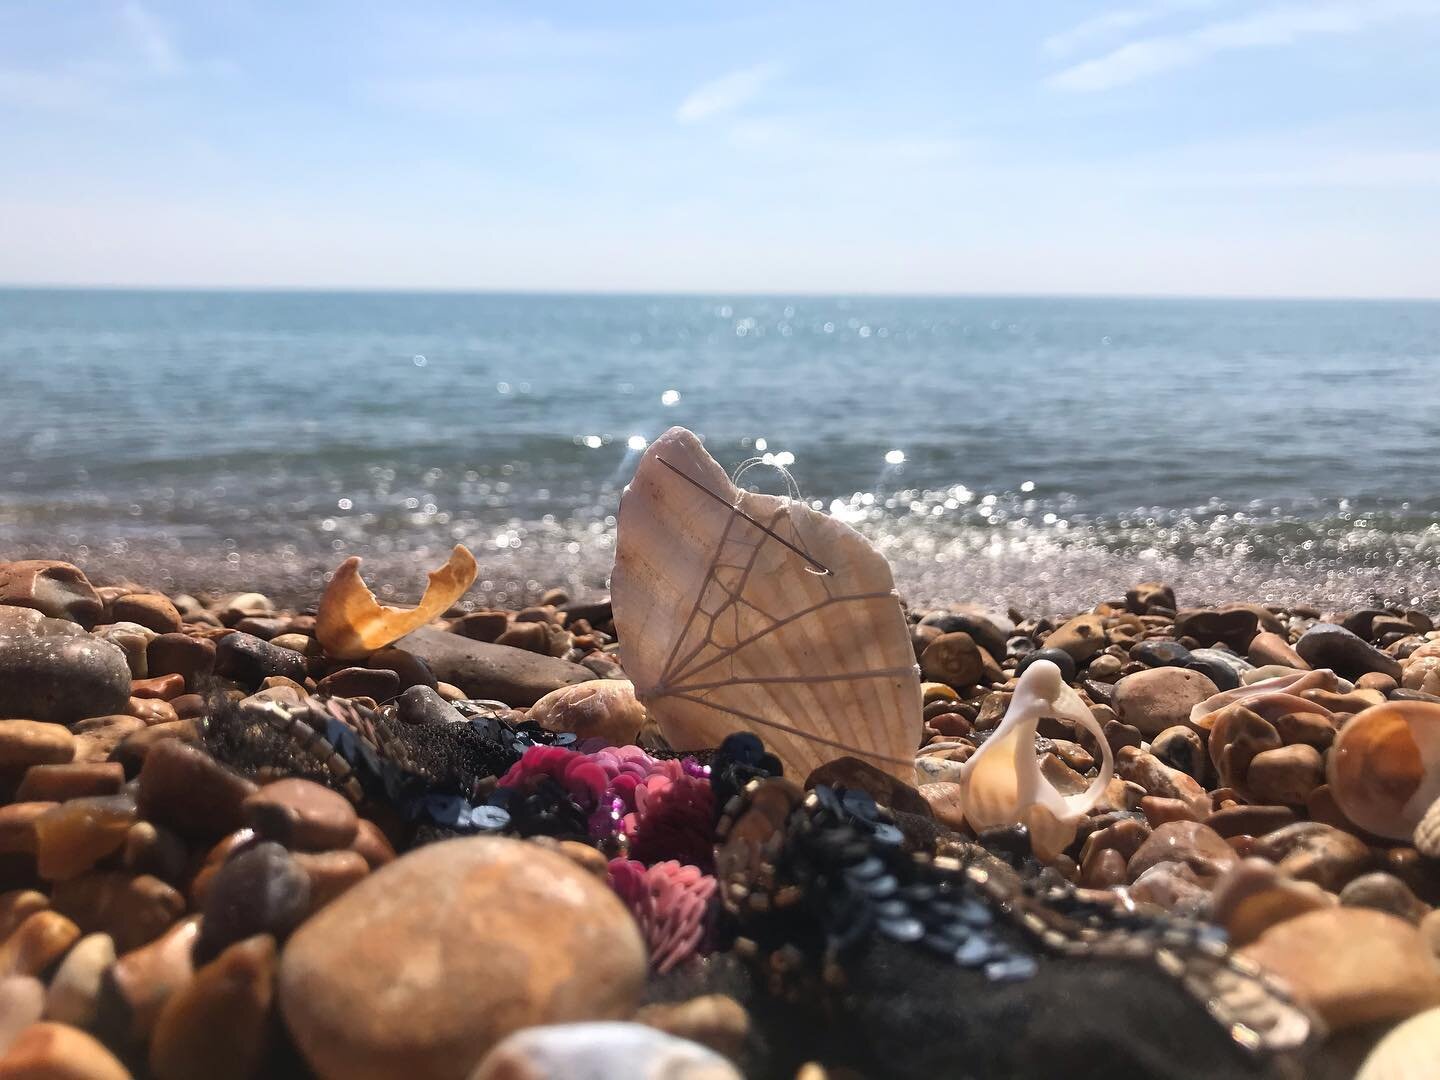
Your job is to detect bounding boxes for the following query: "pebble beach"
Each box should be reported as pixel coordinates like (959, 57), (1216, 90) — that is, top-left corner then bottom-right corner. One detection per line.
(2, 556), (1439, 1079)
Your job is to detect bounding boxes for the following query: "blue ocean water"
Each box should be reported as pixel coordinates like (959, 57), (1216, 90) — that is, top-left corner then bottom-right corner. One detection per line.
(2, 288), (1439, 610)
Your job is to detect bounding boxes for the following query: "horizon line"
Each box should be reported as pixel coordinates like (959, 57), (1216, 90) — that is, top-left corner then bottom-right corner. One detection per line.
(2, 282), (1439, 304)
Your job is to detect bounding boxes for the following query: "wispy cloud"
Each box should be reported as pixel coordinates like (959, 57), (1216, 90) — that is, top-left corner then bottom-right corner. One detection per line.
(1047, 0), (1440, 92)
(675, 63), (778, 124)
(1042, 0), (1225, 57)
(119, 2), (180, 75)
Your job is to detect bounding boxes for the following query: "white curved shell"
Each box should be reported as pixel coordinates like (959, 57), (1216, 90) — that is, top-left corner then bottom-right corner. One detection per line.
(1356, 1007), (1440, 1080)
(612, 427), (921, 781)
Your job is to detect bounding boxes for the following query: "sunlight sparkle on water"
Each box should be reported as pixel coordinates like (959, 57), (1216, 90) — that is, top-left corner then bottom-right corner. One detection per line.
(885, 449), (906, 465)
(627, 435), (647, 451)
(661, 389), (681, 406)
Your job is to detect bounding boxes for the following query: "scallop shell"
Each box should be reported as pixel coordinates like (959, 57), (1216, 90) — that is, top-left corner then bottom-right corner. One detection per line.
(1328, 700), (1440, 841)
(957, 659), (1115, 861)
(1356, 1006), (1440, 1080)
(612, 427), (921, 782)
(1412, 794), (1440, 858)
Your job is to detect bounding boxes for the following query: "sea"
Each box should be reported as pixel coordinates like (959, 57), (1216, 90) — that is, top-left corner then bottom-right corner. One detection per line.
(3, 288), (1439, 613)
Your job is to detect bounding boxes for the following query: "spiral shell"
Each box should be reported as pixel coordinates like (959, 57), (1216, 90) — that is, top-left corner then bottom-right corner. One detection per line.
(1415, 795), (1440, 859)
(1328, 701), (1440, 841)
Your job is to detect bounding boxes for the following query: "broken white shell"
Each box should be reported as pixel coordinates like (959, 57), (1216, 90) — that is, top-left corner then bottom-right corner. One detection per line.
(1356, 1006), (1440, 1080)
(611, 427), (921, 782)
(957, 659), (1115, 861)
(1190, 668), (1340, 731)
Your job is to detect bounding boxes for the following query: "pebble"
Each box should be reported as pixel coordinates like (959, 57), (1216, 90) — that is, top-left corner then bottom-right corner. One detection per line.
(397, 627), (596, 707)
(527, 680), (647, 746)
(348, 819), (397, 870)
(1139, 795), (1200, 827)
(0, 561), (103, 627)
(214, 633), (307, 690)
(196, 842), (310, 964)
(1244, 743), (1324, 805)
(1247, 632), (1310, 670)
(1355, 1006), (1440, 1080)
(1125, 581), (1176, 614)
(69, 717), (145, 766)
(291, 850), (369, 914)
(213, 593), (274, 626)
(1114, 747), (1212, 817)
(279, 836), (645, 1080)
(1129, 860), (1210, 913)
(1240, 907), (1440, 1030)
(1204, 804), (1295, 838)
(315, 667), (401, 702)
(0, 893), (48, 940)
(243, 779), (357, 851)
(918, 608), (1011, 660)
(1148, 726), (1206, 781)
(1295, 622), (1403, 681)
(0, 1021), (132, 1080)
(1207, 704), (1282, 793)
(109, 595), (181, 635)
(122, 822), (188, 886)
(0, 802), (54, 856)
(1338, 872), (1428, 924)
(0, 721), (75, 771)
(919, 632), (985, 687)
(1184, 649), (1251, 691)
(145, 636), (216, 693)
(1041, 615), (1107, 664)
(1127, 820), (1237, 882)
(365, 648), (438, 691)
(0, 612), (132, 724)
(92, 625), (152, 679)
(137, 740), (256, 839)
(148, 934), (276, 1080)
(15, 764), (123, 804)
(0, 976), (44, 1054)
(0, 910), (81, 977)
(635, 994), (750, 1062)
(34, 795), (137, 882)
(1250, 821), (1373, 891)
(1173, 608), (1259, 651)
(1209, 858), (1335, 946)
(1112, 667), (1217, 737)
(44, 932), (115, 1029)
(1015, 647), (1077, 682)
(469, 1023), (741, 1080)
(1131, 640), (1191, 668)
(128, 674), (184, 701)
(1270, 710), (1335, 750)
(50, 873), (184, 953)
(916, 782), (966, 830)
(1084, 653), (1122, 680)
(105, 916), (200, 1044)
(1424, 909), (1440, 958)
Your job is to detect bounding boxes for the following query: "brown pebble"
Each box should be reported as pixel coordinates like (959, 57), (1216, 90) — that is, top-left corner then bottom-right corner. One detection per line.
(0, 910), (82, 977)
(129, 675), (185, 701)
(292, 850), (369, 915)
(0, 975), (45, 1055)
(1204, 804), (1296, 838)
(1356, 671), (1399, 693)
(1139, 796), (1201, 827)
(1251, 821), (1373, 892)
(1079, 846), (1128, 889)
(166, 695), (206, 720)
(365, 648), (437, 691)
(0, 721), (75, 771)
(0, 560), (103, 627)
(145, 635), (216, 693)
(635, 994), (751, 1061)
(1210, 857), (1335, 947)
(69, 717), (145, 766)
(1127, 820), (1237, 883)
(347, 820), (395, 870)
(0, 1021), (132, 1079)
(314, 667), (400, 702)
(44, 932), (115, 1029)
(0, 892), (48, 941)
(148, 934), (276, 1080)
(15, 764), (124, 803)
(0, 804), (57, 857)
(51, 873), (185, 953)
(34, 797), (137, 882)
(1247, 632), (1310, 670)
(111, 594), (182, 635)
(124, 698), (178, 726)
(1245, 743), (1324, 806)
(243, 779), (358, 851)
(137, 740), (255, 839)
(919, 632), (986, 687)
(105, 916), (200, 1044)
(121, 823), (188, 887)
(109, 722), (198, 779)
(1339, 872), (1428, 924)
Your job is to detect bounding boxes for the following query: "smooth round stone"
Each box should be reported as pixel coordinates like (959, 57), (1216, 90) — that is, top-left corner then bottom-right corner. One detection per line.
(0, 1021), (131, 1079)
(0, 561), (102, 627)
(366, 648), (437, 691)
(1296, 623), (1403, 681)
(34, 795), (137, 882)
(0, 721), (75, 771)
(1014, 647), (1076, 683)
(1131, 640), (1192, 668)
(0, 977), (44, 1055)
(1085, 654), (1122, 680)
(1149, 726), (1205, 780)
(0, 910), (81, 977)
(1113, 667), (1218, 737)
(1210, 857), (1335, 947)
(196, 842), (310, 964)
(243, 779), (357, 852)
(0, 612), (132, 725)
(396, 685), (465, 727)
(1127, 819), (1236, 882)
(1240, 908), (1440, 1030)
(1173, 608), (1260, 651)
(1204, 804), (1295, 838)
(315, 667), (401, 702)
(1125, 581), (1176, 615)
(1185, 648), (1252, 691)
(348, 820), (397, 870)
(919, 632), (985, 687)
(16, 764), (123, 803)
(104, 916), (200, 1044)
(396, 627), (595, 707)
(149, 934), (276, 1080)
(212, 593), (274, 626)
(918, 608), (1011, 660)
(1248, 632), (1310, 670)
(91, 624), (152, 679)
(214, 633), (307, 690)
(69, 717), (145, 766)
(1250, 821), (1373, 892)
(110, 595), (181, 635)
(469, 1022), (741, 1080)
(527, 680), (646, 746)
(279, 836), (646, 1080)
(1114, 747), (1212, 817)
(137, 740), (256, 840)
(51, 872), (184, 954)
(291, 851), (369, 915)
(44, 933), (115, 1029)
(1041, 616), (1107, 664)
(0, 893), (48, 941)
(635, 994), (750, 1062)
(1339, 872), (1428, 924)
(145, 635), (216, 693)
(1245, 743), (1324, 806)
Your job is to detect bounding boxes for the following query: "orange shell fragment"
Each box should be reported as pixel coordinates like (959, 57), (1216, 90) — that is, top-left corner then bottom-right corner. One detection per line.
(316, 545), (478, 660)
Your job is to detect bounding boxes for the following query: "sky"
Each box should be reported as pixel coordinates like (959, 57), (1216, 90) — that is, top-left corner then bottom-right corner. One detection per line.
(1, 1), (1438, 297)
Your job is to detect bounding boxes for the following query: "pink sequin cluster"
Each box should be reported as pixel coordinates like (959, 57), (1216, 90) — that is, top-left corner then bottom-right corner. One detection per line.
(608, 858), (718, 974)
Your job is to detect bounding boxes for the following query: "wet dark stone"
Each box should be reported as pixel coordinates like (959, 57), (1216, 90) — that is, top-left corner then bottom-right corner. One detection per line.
(366, 648), (437, 691)
(146, 634), (217, 693)
(1131, 641), (1192, 668)
(196, 841), (310, 964)
(1184, 657), (1241, 691)
(315, 667), (401, 702)
(1295, 623), (1402, 681)
(1389, 688), (1440, 705)
(917, 612), (1008, 663)
(1015, 648), (1076, 683)
(396, 685), (465, 726)
(214, 633), (307, 690)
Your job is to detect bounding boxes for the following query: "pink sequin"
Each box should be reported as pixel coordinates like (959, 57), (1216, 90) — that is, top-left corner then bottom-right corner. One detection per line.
(608, 858), (717, 974)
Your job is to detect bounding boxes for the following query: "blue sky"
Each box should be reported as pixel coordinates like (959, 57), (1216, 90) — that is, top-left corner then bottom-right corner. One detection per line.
(1, 1), (1438, 296)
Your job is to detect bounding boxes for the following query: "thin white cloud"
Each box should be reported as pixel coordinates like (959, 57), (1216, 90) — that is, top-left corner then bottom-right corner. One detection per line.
(1047, 0), (1440, 92)
(675, 64), (778, 124)
(119, 1), (180, 75)
(1042, 0), (1224, 58)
